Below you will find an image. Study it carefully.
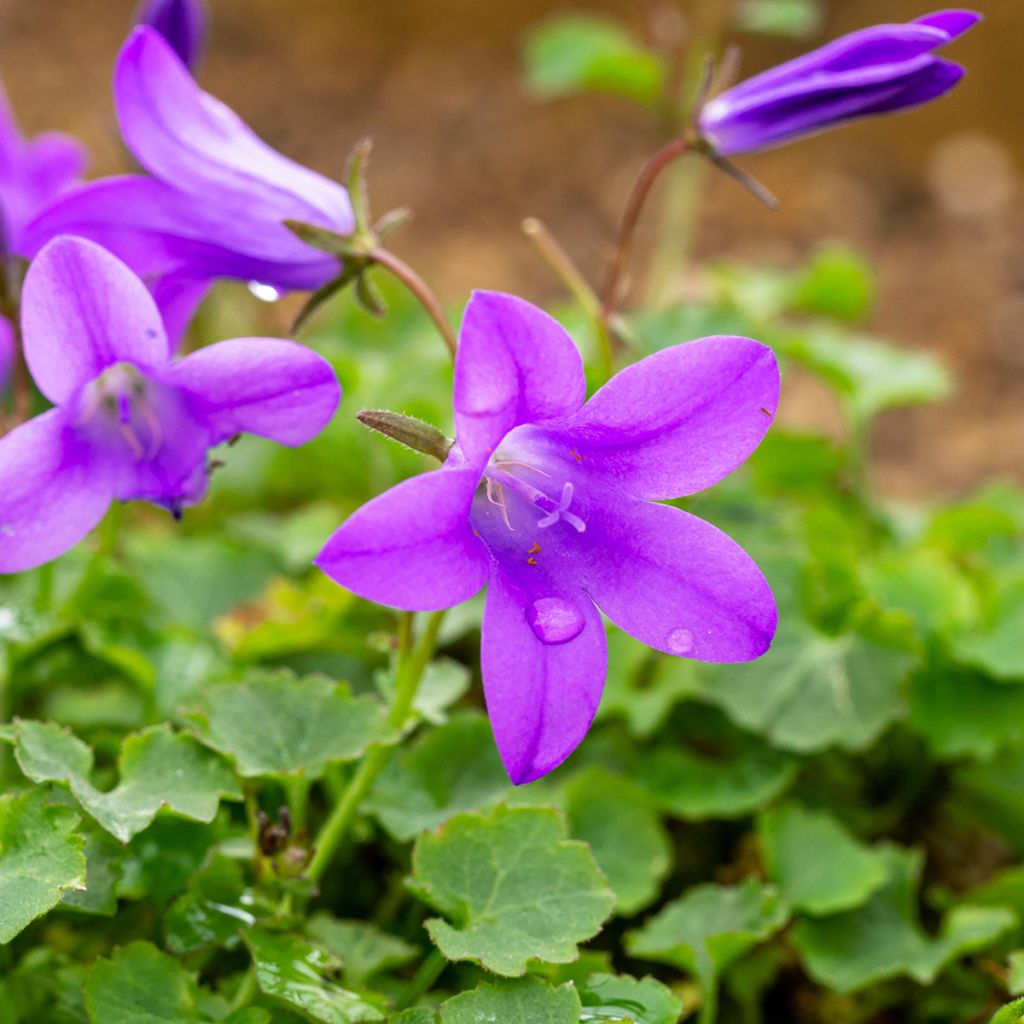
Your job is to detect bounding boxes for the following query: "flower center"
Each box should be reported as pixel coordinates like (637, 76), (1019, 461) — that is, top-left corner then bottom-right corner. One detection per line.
(74, 362), (164, 462)
(482, 459), (586, 535)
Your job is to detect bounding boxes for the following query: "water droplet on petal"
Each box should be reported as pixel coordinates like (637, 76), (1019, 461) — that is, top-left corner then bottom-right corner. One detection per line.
(248, 281), (282, 303)
(527, 597), (585, 645)
(666, 628), (694, 656)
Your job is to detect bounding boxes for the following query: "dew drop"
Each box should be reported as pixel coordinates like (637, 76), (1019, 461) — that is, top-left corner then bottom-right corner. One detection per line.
(248, 280), (282, 303)
(666, 627), (694, 656)
(527, 597), (585, 645)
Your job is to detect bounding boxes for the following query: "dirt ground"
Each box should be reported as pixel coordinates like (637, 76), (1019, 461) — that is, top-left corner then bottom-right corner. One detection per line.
(1, 0), (1021, 498)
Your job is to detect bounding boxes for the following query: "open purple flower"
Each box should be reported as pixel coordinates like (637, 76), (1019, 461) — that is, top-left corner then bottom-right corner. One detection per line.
(0, 236), (340, 573)
(698, 9), (980, 157)
(20, 27), (353, 294)
(134, 0), (206, 70)
(317, 292), (778, 784)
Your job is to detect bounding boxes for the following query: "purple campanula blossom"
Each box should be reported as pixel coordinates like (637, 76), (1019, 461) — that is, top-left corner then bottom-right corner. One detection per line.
(134, 0), (206, 70)
(698, 10), (980, 157)
(0, 317), (13, 390)
(0, 236), (340, 573)
(316, 292), (778, 784)
(20, 27), (353, 295)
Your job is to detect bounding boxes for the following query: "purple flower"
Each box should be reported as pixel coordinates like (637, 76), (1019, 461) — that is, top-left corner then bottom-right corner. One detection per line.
(0, 236), (341, 573)
(134, 0), (206, 70)
(0, 317), (13, 391)
(698, 9), (980, 157)
(316, 292), (778, 784)
(20, 27), (353, 294)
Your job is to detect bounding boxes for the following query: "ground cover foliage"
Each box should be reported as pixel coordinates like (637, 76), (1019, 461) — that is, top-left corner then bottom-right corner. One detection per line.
(3, 4), (1024, 1024)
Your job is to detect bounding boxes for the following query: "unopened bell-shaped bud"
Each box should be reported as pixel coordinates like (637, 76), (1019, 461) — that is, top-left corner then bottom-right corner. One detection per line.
(133, 0), (207, 71)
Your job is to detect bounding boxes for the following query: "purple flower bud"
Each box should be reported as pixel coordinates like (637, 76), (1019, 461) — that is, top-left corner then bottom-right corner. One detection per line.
(698, 9), (980, 156)
(0, 237), (341, 573)
(134, 0), (207, 71)
(20, 29), (354, 296)
(316, 292), (779, 784)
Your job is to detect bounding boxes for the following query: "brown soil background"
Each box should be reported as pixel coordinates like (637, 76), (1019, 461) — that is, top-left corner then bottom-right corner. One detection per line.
(1, 0), (1021, 497)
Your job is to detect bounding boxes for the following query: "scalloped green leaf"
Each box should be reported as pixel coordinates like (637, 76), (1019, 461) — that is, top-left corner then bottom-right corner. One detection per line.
(244, 929), (385, 1023)
(758, 803), (888, 915)
(563, 766), (671, 915)
(190, 674), (384, 778)
(699, 623), (913, 753)
(84, 941), (201, 1023)
(791, 845), (1016, 993)
(578, 972), (683, 1024)
(409, 805), (615, 976)
(13, 720), (241, 842)
(952, 582), (1024, 681)
(307, 915), (418, 987)
(0, 789), (86, 943)
(439, 976), (580, 1023)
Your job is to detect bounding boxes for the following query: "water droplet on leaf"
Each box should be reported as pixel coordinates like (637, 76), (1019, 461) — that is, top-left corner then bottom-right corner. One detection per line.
(666, 627), (694, 655)
(527, 597), (585, 645)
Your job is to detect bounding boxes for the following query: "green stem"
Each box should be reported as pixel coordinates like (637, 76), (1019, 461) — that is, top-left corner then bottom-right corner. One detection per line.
(848, 410), (873, 505)
(285, 775), (310, 832)
(228, 965), (258, 1013)
(395, 948), (447, 1011)
(306, 610), (445, 883)
(34, 561), (54, 614)
(521, 217), (615, 382)
(698, 980), (719, 1024)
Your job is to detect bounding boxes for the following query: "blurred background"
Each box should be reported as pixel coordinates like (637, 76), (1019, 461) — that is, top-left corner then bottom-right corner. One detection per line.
(0, 0), (1019, 496)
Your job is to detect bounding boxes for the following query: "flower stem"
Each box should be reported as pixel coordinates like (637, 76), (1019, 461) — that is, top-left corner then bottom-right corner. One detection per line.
(368, 246), (458, 358)
(521, 217), (615, 382)
(306, 610), (445, 883)
(601, 136), (692, 319)
(395, 948), (447, 1011)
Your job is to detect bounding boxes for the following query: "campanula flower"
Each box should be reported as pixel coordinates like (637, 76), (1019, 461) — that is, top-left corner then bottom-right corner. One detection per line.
(0, 236), (341, 573)
(698, 10), (980, 157)
(317, 292), (778, 784)
(134, 0), (206, 70)
(21, 28), (353, 294)
(0, 318), (12, 391)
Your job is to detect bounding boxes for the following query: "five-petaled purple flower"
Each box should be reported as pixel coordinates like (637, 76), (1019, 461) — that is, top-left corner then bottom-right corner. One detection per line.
(0, 236), (340, 573)
(698, 9), (980, 157)
(317, 292), (779, 784)
(21, 27), (354, 296)
(134, 0), (207, 70)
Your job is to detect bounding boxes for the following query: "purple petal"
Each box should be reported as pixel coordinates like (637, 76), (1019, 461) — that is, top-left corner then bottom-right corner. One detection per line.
(116, 28), (352, 234)
(0, 410), (113, 572)
(21, 237), (168, 405)
(454, 291), (586, 466)
(0, 316), (13, 389)
(19, 176), (341, 290)
(134, 0), (206, 70)
(550, 336), (777, 501)
(914, 10), (981, 39)
(581, 498), (776, 663)
(151, 270), (211, 351)
(482, 567), (606, 784)
(167, 337), (340, 446)
(316, 468), (490, 611)
(841, 58), (965, 119)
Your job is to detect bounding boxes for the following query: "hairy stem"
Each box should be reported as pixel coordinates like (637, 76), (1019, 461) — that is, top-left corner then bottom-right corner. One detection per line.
(307, 610), (445, 883)
(368, 246), (458, 357)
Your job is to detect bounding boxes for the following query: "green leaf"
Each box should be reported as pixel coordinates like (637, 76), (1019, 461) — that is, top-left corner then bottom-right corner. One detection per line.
(909, 665), (1024, 759)
(164, 854), (253, 955)
(991, 999), (1024, 1024)
(626, 879), (788, 1004)
(523, 16), (665, 105)
(0, 789), (86, 943)
(636, 734), (797, 820)
(375, 657), (470, 728)
(84, 941), (201, 1023)
(307, 915), (418, 986)
(563, 766), (671, 915)
(389, 1012), (436, 1024)
(577, 972), (683, 1024)
(244, 929), (385, 1023)
(409, 804), (615, 976)
(778, 326), (952, 422)
(735, 0), (824, 38)
(13, 720), (241, 842)
(791, 845), (1016, 993)
(190, 674), (383, 778)
(439, 976), (580, 1023)
(952, 581), (1024, 681)
(699, 622), (913, 753)
(366, 715), (511, 842)
(62, 826), (123, 916)
(791, 245), (874, 321)
(1009, 950), (1024, 996)
(758, 803), (888, 915)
